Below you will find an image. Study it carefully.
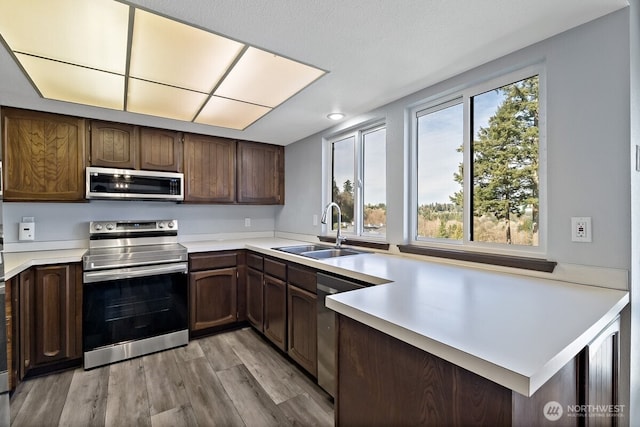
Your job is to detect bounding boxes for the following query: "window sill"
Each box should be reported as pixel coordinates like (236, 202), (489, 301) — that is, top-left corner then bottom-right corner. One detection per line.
(397, 245), (557, 273)
(317, 236), (390, 251)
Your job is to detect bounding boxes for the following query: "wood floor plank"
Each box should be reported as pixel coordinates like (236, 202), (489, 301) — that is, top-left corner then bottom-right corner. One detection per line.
(143, 350), (190, 416)
(197, 332), (243, 372)
(223, 328), (305, 404)
(177, 356), (245, 426)
(11, 369), (74, 427)
(218, 364), (293, 427)
(105, 358), (151, 427)
(171, 340), (205, 363)
(278, 393), (334, 427)
(150, 404), (198, 427)
(8, 375), (34, 425)
(58, 366), (109, 427)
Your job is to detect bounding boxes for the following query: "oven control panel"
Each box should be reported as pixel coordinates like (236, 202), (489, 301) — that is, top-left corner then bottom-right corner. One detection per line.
(90, 219), (178, 236)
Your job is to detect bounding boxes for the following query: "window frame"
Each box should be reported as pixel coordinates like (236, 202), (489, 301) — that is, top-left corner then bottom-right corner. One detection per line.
(325, 121), (387, 240)
(409, 64), (547, 257)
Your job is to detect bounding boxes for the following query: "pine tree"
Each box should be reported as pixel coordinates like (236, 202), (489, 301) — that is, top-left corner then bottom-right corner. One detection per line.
(472, 76), (539, 243)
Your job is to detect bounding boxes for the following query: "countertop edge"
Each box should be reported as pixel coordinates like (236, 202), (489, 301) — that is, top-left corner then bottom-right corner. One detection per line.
(327, 289), (630, 397)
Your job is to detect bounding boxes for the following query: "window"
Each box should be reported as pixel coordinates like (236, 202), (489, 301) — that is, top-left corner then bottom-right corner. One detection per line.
(412, 68), (543, 254)
(328, 124), (386, 238)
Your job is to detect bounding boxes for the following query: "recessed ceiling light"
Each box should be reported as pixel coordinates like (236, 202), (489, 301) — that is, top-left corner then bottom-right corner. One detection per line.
(327, 113), (345, 120)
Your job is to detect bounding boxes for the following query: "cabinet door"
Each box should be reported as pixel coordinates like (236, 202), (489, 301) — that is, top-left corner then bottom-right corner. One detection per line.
(140, 128), (182, 172)
(2, 108), (86, 201)
(237, 141), (284, 204)
(90, 120), (138, 169)
(287, 285), (317, 377)
(33, 265), (78, 366)
(18, 269), (34, 379)
(189, 268), (238, 331)
(264, 274), (287, 351)
(246, 267), (264, 332)
(184, 133), (236, 203)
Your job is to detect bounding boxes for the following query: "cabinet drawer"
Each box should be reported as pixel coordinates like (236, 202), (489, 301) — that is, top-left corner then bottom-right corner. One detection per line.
(247, 253), (264, 271)
(189, 252), (237, 271)
(264, 258), (286, 280)
(288, 264), (316, 294)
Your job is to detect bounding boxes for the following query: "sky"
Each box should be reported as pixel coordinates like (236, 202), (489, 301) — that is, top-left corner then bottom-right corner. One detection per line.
(417, 89), (502, 205)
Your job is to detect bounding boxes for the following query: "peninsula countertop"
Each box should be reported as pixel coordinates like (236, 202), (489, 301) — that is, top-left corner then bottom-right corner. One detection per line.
(2, 237), (629, 397)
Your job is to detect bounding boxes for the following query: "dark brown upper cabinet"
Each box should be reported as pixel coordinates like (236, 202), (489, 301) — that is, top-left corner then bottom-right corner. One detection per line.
(2, 108), (86, 201)
(237, 141), (284, 205)
(89, 121), (139, 169)
(183, 133), (236, 203)
(90, 122), (182, 172)
(139, 127), (183, 172)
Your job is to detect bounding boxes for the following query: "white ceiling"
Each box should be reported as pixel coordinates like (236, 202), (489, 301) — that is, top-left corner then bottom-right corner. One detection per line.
(0, 0), (629, 145)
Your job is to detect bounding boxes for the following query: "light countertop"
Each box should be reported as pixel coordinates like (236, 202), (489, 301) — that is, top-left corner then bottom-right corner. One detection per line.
(2, 237), (629, 397)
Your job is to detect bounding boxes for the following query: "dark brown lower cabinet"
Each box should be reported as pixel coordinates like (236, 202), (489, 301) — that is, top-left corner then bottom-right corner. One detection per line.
(287, 284), (317, 376)
(246, 266), (264, 332)
(263, 274), (287, 351)
(10, 263), (82, 386)
(337, 314), (620, 427)
(188, 251), (243, 333)
(189, 268), (237, 331)
(286, 264), (317, 377)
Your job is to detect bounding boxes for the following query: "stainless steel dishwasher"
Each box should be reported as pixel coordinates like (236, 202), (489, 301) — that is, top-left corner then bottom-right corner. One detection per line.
(317, 273), (365, 398)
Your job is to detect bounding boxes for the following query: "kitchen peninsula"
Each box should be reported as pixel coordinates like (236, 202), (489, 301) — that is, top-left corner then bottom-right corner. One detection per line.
(3, 237), (629, 425)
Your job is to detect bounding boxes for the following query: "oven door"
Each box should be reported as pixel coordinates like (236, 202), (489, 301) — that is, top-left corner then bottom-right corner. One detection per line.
(83, 262), (188, 368)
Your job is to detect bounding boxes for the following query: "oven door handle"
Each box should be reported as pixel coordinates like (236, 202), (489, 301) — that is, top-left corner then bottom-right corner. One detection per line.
(83, 262), (188, 284)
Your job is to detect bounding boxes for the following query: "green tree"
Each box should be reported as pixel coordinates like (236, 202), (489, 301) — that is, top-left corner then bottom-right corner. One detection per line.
(454, 76), (539, 244)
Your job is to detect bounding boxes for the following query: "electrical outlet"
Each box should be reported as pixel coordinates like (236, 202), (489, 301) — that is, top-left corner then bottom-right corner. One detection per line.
(19, 221), (35, 241)
(571, 217), (592, 242)
(313, 214), (318, 226)
(244, 218), (251, 227)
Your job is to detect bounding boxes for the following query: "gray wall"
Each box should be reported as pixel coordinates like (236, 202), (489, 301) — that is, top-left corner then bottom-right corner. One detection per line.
(278, 9), (631, 271)
(3, 202), (277, 244)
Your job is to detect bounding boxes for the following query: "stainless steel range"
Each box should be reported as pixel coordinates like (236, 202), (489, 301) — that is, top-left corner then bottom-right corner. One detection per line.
(82, 219), (188, 369)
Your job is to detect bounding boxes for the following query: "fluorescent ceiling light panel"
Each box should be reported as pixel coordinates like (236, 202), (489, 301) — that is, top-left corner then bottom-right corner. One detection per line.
(0, 0), (129, 74)
(127, 78), (209, 121)
(214, 46), (326, 108)
(195, 96), (272, 130)
(130, 9), (245, 93)
(0, 1), (325, 130)
(15, 54), (125, 110)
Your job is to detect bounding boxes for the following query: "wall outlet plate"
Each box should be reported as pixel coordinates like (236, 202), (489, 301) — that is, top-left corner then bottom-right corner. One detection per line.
(19, 222), (35, 241)
(571, 217), (591, 242)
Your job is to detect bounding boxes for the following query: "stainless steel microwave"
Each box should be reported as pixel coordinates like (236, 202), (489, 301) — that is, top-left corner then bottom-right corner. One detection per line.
(86, 167), (184, 201)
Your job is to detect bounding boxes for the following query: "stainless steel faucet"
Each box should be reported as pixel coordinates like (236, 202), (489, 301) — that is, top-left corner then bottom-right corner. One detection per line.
(321, 202), (347, 248)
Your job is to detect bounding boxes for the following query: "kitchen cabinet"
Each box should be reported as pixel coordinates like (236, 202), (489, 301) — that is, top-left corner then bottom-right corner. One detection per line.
(184, 133), (236, 203)
(139, 127), (182, 172)
(89, 120), (139, 169)
(336, 314), (621, 426)
(237, 141), (284, 205)
(263, 257), (287, 351)
(246, 253), (264, 332)
(10, 263), (82, 383)
(188, 251), (240, 332)
(33, 264), (82, 366)
(2, 108), (86, 201)
(6, 276), (18, 390)
(287, 264), (317, 377)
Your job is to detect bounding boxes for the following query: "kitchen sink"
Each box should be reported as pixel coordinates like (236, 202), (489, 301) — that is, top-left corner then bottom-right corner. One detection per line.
(274, 244), (332, 254)
(301, 248), (368, 259)
(274, 244), (370, 259)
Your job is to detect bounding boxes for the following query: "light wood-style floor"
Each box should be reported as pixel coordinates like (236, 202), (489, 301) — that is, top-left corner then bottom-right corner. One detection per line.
(9, 327), (334, 427)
